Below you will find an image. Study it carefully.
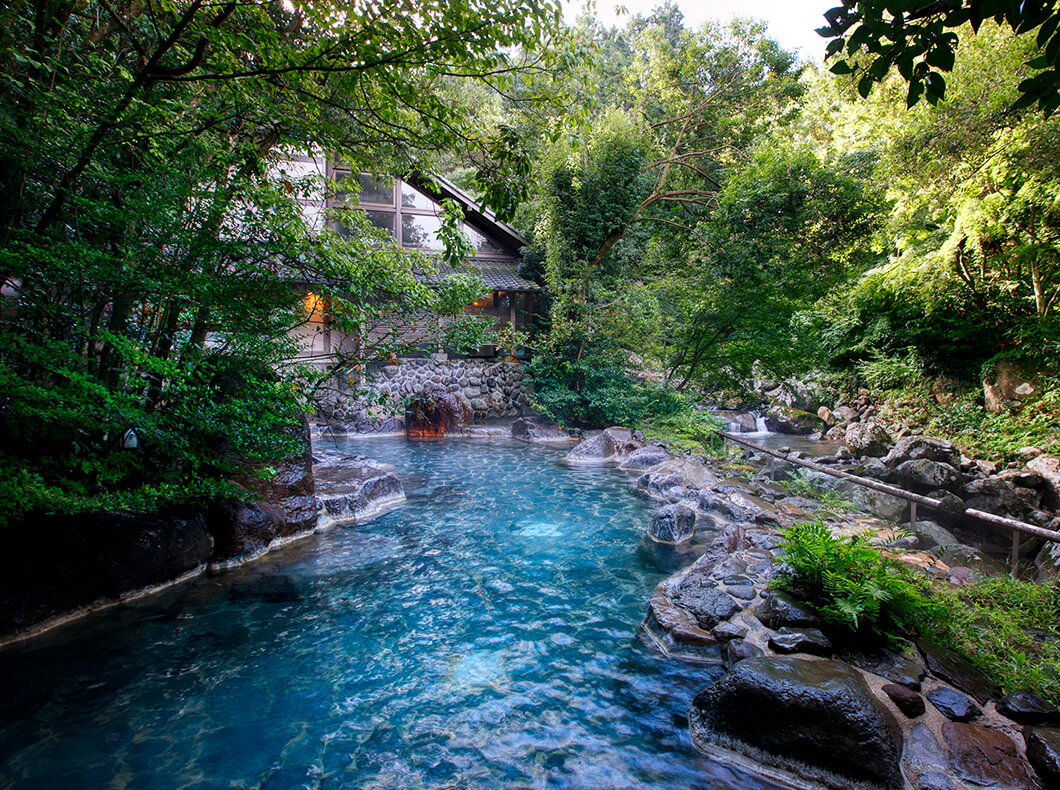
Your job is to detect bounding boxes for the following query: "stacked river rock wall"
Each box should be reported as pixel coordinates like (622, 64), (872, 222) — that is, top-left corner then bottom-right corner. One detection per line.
(320, 356), (532, 431)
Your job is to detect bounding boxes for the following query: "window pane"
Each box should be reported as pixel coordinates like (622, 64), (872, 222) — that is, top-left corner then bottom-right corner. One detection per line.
(335, 211), (394, 238)
(401, 214), (443, 249)
(334, 172), (394, 205)
(400, 184), (438, 210)
(463, 224), (505, 254)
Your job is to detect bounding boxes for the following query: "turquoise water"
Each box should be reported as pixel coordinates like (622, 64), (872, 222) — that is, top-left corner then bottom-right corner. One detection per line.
(0, 438), (779, 789)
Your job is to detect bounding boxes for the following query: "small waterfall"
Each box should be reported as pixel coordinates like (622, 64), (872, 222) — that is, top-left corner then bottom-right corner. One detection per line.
(754, 415), (770, 433)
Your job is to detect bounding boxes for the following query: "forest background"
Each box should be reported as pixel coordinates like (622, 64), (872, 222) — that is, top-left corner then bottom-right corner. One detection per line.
(1, 0), (1058, 528)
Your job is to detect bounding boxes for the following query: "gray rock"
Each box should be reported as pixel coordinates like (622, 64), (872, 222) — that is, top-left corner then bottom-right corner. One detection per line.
(962, 475), (1025, 518)
(670, 583), (741, 630)
(915, 771), (955, 790)
(756, 592), (818, 629)
(845, 421), (893, 457)
(884, 435), (960, 468)
(564, 432), (617, 465)
(909, 520), (960, 550)
(768, 627), (832, 655)
(619, 446), (672, 470)
(896, 459), (963, 492)
(510, 417), (570, 442)
(763, 404), (826, 435)
(712, 621), (747, 642)
(719, 638), (764, 667)
(926, 687), (981, 721)
(648, 503), (697, 544)
(1028, 454), (1060, 508)
(690, 657), (904, 789)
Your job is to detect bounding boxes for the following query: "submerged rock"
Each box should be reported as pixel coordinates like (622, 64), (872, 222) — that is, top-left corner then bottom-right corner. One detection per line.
(510, 417), (571, 443)
(313, 453), (405, 528)
(690, 657), (904, 789)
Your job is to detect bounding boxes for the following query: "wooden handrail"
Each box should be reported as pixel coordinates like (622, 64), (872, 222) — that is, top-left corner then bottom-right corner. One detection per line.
(721, 433), (1060, 570)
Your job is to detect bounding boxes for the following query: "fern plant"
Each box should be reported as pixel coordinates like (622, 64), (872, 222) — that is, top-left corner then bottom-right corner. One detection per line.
(774, 521), (943, 635)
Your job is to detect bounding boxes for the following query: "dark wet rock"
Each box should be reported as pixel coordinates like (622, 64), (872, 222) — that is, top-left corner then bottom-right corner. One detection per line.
(564, 432), (617, 464)
(690, 657), (904, 789)
(896, 459), (963, 492)
(670, 577), (741, 629)
(510, 417), (570, 442)
(845, 421), (894, 457)
(884, 435), (960, 468)
(919, 642), (999, 704)
(906, 722), (948, 777)
(648, 503), (697, 545)
(882, 683), (925, 718)
(0, 510), (213, 638)
(926, 687), (981, 721)
(841, 644), (926, 690)
(767, 627), (832, 656)
(726, 584), (757, 601)
(712, 621), (747, 642)
(406, 383), (472, 437)
(1024, 727), (1060, 787)
(209, 412), (316, 563)
(719, 638), (764, 667)
(755, 592), (818, 630)
(857, 456), (896, 481)
(942, 722), (1041, 789)
(995, 692), (1060, 725)
(696, 489), (746, 521)
(619, 446), (672, 470)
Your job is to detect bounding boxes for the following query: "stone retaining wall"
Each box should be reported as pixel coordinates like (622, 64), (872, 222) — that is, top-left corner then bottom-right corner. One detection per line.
(320, 356), (532, 430)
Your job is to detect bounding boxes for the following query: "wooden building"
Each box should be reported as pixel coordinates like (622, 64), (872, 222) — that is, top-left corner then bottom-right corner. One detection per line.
(282, 152), (539, 366)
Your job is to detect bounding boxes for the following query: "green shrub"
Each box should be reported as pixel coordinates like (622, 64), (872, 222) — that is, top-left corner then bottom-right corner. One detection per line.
(775, 521), (1060, 702)
(774, 521), (940, 633)
(855, 348), (924, 391)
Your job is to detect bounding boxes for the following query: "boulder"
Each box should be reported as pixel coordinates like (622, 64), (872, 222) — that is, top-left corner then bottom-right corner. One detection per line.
(896, 459), (963, 492)
(510, 417), (571, 443)
(669, 572), (741, 629)
(756, 592), (818, 629)
(909, 520), (960, 550)
(313, 453), (405, 529)
(833, 405), (859, 425)
(845, 421), (894, 458)
(690, 657), (904, 789)
(602, 426), (644, 459)
(962, 476), (1025, 518)
(884, 435), (960, 468)
(564, 432), (617, 465)
(882, 683), (925, 718)
(817, 406), (836, 426)
(941, 722), (1041, 789)
(919, 642), (999, 704)
(0, 511), (213, 638)
(983, 358), (1051, 414)
(209, 413), (317, 563)
(1028, 454), (1060, 509)
(406, 383), (473, 436)
(995, 692), (1060, 726)
(719, 638), (764, 667)
(767, 627), (832, 655)
(643, 456), (719, 491)
(846, 484), (911, 522)
(926, 687), (980, 721)
(1024, 727), (1060, 787)
(763, 404), (826, 435)
(841, 644), (926, 690)
(647, 503), (697, 545)
(619, 446), (672, 471)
